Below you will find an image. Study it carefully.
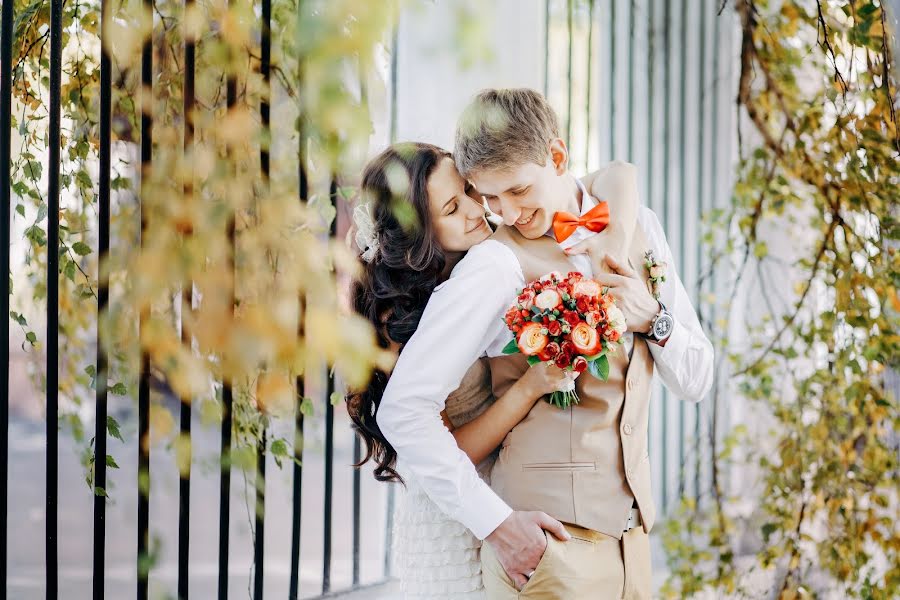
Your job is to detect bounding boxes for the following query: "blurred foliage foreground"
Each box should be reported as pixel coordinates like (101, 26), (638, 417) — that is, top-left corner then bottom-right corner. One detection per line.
(8, 0), (396, 480)
(662, 1), (899, 598)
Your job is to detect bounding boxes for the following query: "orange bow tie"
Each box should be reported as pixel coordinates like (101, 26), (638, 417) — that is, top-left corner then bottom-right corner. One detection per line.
(552, 200), (610, 243)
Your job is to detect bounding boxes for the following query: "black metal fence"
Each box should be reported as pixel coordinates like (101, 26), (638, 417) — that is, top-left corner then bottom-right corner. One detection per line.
(1, 0), (390, 596)
(2, 0), (739, 597)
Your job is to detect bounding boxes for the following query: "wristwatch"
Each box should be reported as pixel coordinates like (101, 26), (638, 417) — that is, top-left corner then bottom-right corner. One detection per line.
(645, 301), (674, 345)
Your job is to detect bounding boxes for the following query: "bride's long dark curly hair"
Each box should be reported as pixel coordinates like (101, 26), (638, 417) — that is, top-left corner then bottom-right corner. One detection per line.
(347, 142), (454, 484)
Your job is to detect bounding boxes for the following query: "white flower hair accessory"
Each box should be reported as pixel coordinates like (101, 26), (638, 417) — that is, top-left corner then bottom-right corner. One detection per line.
(353, 201), (379, 262)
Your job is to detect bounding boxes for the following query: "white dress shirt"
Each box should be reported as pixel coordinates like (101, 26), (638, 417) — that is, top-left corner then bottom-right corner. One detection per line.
(377, 174), (715, 540)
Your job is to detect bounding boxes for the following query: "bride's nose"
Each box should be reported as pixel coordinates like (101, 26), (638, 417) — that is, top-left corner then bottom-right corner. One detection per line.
(463, 195), (486, 219)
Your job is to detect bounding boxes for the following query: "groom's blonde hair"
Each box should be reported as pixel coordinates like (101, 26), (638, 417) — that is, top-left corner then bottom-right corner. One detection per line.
(454, 88), (560, 177)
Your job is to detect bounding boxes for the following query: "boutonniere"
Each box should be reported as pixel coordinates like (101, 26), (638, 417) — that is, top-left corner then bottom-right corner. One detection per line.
(643, 250), (667, 299)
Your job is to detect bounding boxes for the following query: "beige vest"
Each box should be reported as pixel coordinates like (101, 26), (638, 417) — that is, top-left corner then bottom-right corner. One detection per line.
(488, 165), (656, 538)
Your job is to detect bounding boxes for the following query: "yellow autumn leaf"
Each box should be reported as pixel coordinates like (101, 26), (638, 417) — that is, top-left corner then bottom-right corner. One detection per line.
(149, 404), (175, 446)
(255, 370), (294, 417)
(174, 433), (192, 477)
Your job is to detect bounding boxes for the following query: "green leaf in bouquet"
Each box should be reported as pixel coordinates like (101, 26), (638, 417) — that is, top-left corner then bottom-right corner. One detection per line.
(501, 338), (520, 354)
(585, 350), (606, 362)
(531, 306), (542, 315)
(588, 354), (610, 380)
(526, 355), (542, 366)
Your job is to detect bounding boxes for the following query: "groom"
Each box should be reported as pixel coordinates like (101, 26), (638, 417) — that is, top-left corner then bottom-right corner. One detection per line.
(378, 88), (714, 599)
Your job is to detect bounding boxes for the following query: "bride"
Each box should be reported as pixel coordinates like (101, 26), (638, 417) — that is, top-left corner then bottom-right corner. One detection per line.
(347, 142), (599, 598)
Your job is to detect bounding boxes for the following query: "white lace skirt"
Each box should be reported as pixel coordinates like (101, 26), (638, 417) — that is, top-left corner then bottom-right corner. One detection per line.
(392, 476), (487, 599)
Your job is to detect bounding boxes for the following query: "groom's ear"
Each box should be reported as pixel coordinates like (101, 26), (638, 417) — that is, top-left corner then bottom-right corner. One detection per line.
(549, 138), (569, 175)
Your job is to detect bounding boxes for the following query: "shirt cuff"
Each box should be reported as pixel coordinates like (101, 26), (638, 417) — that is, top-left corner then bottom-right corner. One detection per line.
(457, 480), (514, 540)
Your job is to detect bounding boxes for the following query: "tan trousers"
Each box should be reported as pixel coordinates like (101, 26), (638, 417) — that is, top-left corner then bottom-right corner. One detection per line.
(481, 522), (652, 600)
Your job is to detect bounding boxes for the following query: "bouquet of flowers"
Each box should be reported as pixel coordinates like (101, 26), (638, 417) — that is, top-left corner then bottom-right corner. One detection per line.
(502, 271), (627, 408)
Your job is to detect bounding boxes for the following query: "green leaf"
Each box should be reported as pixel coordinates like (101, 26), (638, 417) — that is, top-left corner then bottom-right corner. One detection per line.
(588, 355), (610, 380)
(24, 160), (42, 181)
(24, 225), (46, 246)
(300, 397), (314, 417)
(329, 391), (343, 406)
(106, 455), (120, 469)
(15, 204), (24, 217)
(75, 170), (93, 189)
(107, 415), (124, 442)
(753, 241), (768, 258)
(64, 260), (76, 281)
(110, 382), (127, 396)
(502, 338), (520, 355)
(25, 331), (37, 345)
(526, 355), (542, 366)
(94, 486), (108, 497)
(761, 522), (778, 542)
(72, 241), (92, 256)
(271, 439), (289, 456)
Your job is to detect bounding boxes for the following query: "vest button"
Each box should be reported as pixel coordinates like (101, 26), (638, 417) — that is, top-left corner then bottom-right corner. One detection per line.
(627, 379), (636, 391)
(623, 423), (633, 435)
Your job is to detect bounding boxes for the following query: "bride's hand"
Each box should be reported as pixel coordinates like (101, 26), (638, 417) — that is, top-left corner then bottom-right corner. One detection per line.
(521, 362), (579, 397)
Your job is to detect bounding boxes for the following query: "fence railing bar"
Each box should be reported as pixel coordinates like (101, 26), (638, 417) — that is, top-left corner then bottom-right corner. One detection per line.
(93, 0), (113, 594)
(252, 0), (272, 595)
(178, 0), (197, 596)
(382, 22), (400, 580)
(608, 0), (617, 160)
(543, 0), (550, 97)
(323, 374), (334, 594)
(660, 0), (672, 515)
(288, 61), (309, 597)
(627, 0), (635, 160)
(585, 0), (594, 167)
(322, 180), (339, 594)
(46, 0), (64, 594)
(676, 0), (689, 499)
(217, 30), (239, 600)
(693, 0), (709, 504)
(707, 0), (723, 503)
(288, 380), (305, 600)
(645, 0), (656, 460)
(253, 431), (266, 599)
(136, 0), (154, 593)
(0, 0), (13, 587)
(352, 433), (361, 586)
(565, 0), (573, 145)
(217, 260), (235, 600)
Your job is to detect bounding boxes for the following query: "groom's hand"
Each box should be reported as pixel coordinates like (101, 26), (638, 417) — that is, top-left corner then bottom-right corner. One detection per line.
(565, 247), (659, 334)
(485, 511), (571, 589)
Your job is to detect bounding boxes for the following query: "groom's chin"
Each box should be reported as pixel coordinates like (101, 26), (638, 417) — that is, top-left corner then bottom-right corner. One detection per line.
(516, 213), (550, 239)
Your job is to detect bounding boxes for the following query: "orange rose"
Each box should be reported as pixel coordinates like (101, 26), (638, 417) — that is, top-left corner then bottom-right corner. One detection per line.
(517, 322), (549, 356)
(534, 289), (562, 311)
(573, 279), (602, 299)
(570, 322), (602, 355)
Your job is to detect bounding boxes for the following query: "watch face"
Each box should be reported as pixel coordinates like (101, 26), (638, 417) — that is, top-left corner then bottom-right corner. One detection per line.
(653, 314), (674, 339)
